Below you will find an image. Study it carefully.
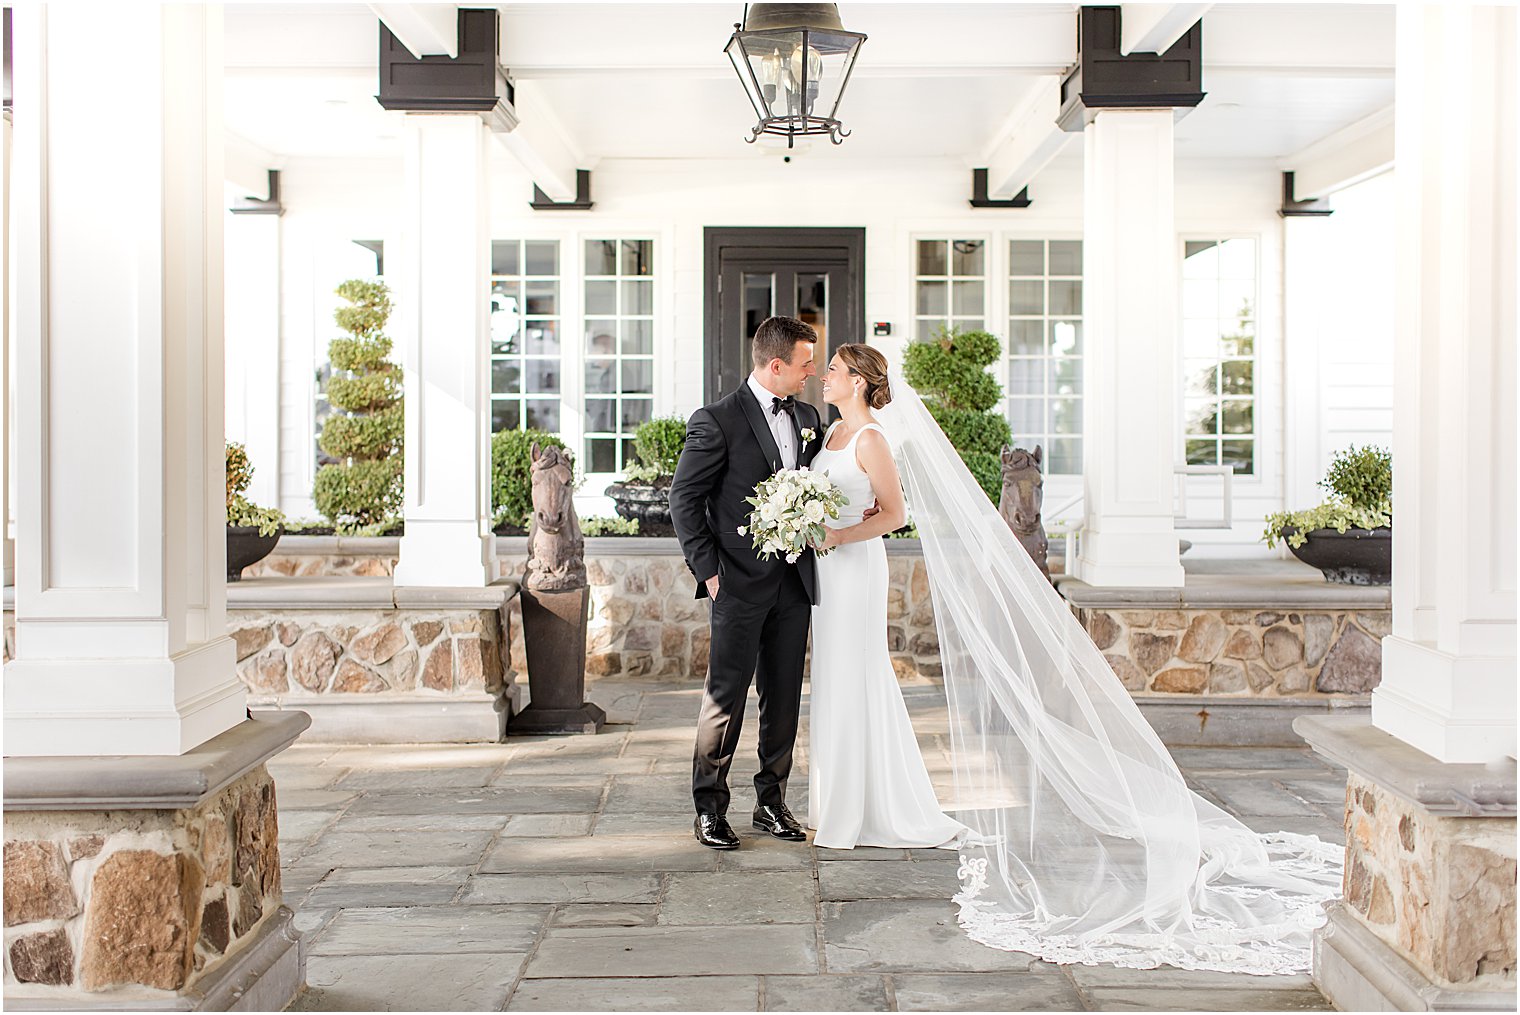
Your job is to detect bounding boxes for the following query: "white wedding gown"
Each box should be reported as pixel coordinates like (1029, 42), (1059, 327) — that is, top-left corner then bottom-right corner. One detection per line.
(806, 421), (970, 850)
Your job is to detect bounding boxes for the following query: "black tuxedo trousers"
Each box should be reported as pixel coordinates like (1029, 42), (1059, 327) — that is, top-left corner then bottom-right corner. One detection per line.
(667, 386), (823, 816)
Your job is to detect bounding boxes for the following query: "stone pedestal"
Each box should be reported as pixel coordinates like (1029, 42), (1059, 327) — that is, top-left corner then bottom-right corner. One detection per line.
(1296, 715), (1517, 1011)
(513, 587), (606, 735)
(3, 712), (310, 1011)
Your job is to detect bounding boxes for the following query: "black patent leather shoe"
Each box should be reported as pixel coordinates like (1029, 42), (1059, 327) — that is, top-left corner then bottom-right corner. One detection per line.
(694, 813), (740, 850)
(752, 803), (807, 841)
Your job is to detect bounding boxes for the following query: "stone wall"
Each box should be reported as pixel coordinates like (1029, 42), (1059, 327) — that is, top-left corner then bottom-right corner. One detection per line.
(3, 768), (282, 999)
(1074, 607), (1388, 696)
(228, 609), (508, 701)
(1342, 771), (1517, 989)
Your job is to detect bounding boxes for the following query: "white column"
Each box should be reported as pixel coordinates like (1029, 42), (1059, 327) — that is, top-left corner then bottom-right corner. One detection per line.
(224, 212), (282, 508)
(1372, 4), (1517, 764)
(3, 93), (13, 588)
(392, 114), (495, 588)
(1076, 109), (1185, 588)
(5, 6), (245, 756)
(1281, 214), (1333, 512)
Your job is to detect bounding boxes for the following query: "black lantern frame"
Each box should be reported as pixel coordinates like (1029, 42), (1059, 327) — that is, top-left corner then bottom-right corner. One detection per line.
(725, 6), (867, 147)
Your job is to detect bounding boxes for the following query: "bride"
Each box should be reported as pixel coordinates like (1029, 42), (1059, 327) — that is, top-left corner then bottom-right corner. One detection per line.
(805, 342), (1342, 975)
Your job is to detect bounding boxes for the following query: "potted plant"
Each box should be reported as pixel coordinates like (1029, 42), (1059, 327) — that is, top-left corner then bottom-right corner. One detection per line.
(491, 428), (569, 535)
(1264, 444), (1392, 585)
(226, 441), (285, 581)
(604, 415), (687, 537)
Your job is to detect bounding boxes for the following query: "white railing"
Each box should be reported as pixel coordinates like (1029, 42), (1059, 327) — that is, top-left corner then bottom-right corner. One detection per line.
(1043, 464), (1236, 567)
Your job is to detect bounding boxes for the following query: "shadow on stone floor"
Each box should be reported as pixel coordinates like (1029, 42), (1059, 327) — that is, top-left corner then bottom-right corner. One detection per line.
(275, 679), (1344, 1012)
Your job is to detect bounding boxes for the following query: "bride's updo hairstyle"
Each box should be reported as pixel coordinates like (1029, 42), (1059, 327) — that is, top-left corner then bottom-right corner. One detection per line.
(837, 343), (893, 409)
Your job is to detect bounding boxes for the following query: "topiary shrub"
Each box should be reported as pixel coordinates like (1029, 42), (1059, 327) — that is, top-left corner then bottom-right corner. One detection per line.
(623, 415), (688, 485)
(901, 327), (1013, 502)
(314, 280), (403, 531)
(492, 428), (569, 530)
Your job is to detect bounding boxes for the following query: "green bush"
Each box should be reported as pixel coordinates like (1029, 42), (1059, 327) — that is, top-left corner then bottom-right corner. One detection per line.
(314, 457), (403, 529)
(315, 280), (404, 532)
(319, 404), (404, 461)
(1263, 444), (1392, 549)
(225, 441), (285, 536)
(632, 415), (687, 479)
(902, 327), (1011, 502)
(326, 372), (401, 414)
(492, 428), (569, 529)
(581, 515), (640, 536)
(902, 329), (1003, 412)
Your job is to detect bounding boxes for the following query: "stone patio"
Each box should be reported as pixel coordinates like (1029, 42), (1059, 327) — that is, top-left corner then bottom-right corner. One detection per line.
(275, 678), (1347, 1012)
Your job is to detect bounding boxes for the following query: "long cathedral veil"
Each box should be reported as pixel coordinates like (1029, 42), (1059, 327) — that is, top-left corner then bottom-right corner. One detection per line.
(876, 368), (1342, 974)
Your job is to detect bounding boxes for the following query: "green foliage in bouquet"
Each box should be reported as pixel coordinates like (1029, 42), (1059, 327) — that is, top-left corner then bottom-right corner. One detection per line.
(226, 441), (285, 537)
(741, 469), (848, 564)
(492, 428), (569, 529)
(315, 280), (403, 531)
(1264, 444), (1392, 549)
(622, 415), (688, 485)
(901, 327), (1013, 502)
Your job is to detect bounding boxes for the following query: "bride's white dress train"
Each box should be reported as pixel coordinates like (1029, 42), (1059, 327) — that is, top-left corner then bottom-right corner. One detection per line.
(807, 421), (969, 851)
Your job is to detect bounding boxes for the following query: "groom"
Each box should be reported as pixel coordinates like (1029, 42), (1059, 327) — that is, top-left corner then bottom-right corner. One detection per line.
(668, 316), (824, 850)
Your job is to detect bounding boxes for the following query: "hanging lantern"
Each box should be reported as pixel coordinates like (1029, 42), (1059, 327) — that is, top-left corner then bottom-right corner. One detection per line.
(725, 3), (867, 147)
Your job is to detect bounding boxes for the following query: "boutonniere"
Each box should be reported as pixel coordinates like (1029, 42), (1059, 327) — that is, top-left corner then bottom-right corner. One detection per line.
(800, 427), (817, 444)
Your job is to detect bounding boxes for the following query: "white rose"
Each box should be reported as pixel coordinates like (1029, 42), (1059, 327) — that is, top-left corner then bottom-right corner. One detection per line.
(804, 501), (826, 523)
(760, 502), (780, 523)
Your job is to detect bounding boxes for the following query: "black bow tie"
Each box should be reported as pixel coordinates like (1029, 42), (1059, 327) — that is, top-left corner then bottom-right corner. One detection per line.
(770, 396), (797, 417)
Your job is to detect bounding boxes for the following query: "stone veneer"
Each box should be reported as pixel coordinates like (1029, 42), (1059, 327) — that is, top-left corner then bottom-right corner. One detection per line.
(1341, 771), (1516, 988)
(1073, 606), (1389, 696)
(3, 769), (283, 999)
(236, 537), (1387, 702)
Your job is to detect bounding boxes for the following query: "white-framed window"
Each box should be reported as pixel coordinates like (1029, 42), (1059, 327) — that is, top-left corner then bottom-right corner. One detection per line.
(913, 238), (986, 340)
(582, 239), (655, 474)
(489, 240), (563, 433)
(1006, 239), (1083, 475)
(1181, 238), (1257, 475)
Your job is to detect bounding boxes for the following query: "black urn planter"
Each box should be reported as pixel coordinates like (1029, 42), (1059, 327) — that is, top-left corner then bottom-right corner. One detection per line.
(1282, 526), (1392, 585)
(604, 481), (675, 536)
(227, 526), (282, 582)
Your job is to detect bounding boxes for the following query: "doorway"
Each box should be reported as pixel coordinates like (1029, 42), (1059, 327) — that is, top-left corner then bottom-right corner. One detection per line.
(703, 227), (865, 416)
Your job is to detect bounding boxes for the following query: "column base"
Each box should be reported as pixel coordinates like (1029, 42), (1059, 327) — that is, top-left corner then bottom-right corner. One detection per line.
(509, 701), (607, 736)
(394, 523), (495, 588)
(3, 713), (310, 1009)
(1315, 902), (1516, 1012)
(1295, 715), (1517, 1010)
(1374, 635), (1517, 764)
(1073, 530), (1184, 588)
(6, 906), (303, 1012)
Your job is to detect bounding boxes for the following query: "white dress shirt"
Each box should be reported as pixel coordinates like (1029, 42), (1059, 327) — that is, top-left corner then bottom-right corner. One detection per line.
(747, 373), (799, 470)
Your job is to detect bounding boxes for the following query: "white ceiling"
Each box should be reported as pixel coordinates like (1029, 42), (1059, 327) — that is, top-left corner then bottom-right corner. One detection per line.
(223, 3), (1395, 166)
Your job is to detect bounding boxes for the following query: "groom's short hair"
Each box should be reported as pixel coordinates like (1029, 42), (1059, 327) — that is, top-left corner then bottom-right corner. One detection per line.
(752, 316), (818, 368)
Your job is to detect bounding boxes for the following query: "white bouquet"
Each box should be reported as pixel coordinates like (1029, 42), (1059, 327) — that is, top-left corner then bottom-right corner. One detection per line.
(738, 468), (848, 563)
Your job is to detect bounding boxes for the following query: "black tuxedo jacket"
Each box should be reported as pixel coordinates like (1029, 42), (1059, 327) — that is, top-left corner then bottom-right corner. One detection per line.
(668, 385), (824, 606)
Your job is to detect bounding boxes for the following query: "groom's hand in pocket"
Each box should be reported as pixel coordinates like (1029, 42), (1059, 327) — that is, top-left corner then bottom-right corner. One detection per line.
(862, 499), (881, 520)
(706, 575), (721, 601)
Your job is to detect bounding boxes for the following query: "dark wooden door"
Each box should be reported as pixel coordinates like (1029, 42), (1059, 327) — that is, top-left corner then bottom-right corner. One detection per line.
(704, 228), (865, 417)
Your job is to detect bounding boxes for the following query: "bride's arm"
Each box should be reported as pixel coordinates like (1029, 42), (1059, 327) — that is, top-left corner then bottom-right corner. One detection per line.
(819, 429), (907, 549)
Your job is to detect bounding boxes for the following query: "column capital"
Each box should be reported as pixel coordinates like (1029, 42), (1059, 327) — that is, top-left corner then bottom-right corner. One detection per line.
(1057, 6), (1205, 132)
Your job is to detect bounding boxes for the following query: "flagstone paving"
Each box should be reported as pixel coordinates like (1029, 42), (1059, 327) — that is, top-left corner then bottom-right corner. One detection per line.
(279, 680), (1347, 1012)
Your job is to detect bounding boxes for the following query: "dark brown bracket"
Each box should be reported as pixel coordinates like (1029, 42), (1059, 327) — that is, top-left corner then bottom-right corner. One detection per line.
(230, 170), (284, 216)
(1279, 171), (1333, 217)
(530, 170), (595, 211)
(970, 169), (1031, 209)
